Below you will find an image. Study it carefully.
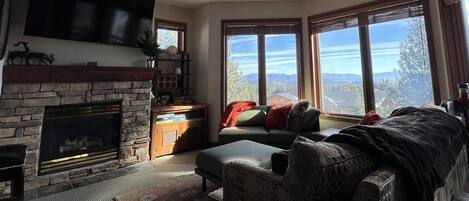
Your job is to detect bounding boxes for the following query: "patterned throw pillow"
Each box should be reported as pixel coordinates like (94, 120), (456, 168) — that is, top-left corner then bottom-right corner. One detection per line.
(280, 137), (377, 201)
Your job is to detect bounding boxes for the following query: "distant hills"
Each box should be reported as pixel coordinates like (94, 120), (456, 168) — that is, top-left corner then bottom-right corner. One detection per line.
(243, 72), (398, 84)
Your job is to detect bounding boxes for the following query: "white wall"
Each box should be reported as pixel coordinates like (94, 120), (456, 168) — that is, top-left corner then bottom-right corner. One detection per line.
(192, 5), (210, 105)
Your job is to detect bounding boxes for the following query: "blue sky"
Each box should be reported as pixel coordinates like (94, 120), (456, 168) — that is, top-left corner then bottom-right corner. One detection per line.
(227, 17), (418, 76)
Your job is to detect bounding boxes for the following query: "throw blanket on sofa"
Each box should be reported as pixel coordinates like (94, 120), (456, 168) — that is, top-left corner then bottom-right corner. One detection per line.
(218, 101), (256, 132)
(325, 107), (467, 201)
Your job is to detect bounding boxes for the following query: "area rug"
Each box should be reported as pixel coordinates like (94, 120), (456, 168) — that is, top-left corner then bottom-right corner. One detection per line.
(114, 174), (219, 201)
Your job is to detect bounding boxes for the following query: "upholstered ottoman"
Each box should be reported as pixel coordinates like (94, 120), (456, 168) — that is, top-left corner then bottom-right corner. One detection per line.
(195, 140), (282, 191)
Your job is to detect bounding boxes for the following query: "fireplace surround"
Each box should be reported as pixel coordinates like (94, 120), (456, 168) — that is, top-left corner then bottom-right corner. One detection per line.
(39, 102), (121, 175)
(0, 65), (154, 198)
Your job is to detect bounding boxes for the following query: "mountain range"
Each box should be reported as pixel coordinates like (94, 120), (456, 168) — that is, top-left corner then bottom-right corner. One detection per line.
(243, 72), (398, 84)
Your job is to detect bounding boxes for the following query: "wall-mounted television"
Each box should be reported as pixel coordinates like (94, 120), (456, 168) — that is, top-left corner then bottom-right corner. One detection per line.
(24, 0), (155, 47)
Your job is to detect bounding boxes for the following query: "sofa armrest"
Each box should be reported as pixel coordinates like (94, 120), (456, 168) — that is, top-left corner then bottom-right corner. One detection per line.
(352, 166), (406, 201)
(223, 161), (283, 201)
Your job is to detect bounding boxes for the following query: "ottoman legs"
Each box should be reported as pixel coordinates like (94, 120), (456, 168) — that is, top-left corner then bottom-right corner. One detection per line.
(202, 177), (207, 192)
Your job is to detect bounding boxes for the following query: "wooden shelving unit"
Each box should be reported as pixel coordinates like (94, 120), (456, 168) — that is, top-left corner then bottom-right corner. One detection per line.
(155, 54), (192, 97)
(150, 104), (208, 159)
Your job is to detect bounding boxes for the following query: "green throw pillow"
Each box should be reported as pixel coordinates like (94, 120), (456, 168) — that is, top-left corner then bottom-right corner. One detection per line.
(236, 110), (267, 127)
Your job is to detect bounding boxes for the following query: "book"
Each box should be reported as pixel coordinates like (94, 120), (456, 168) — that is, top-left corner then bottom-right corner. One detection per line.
(157, 114), (175, 119)
(156, 119), (174, 124)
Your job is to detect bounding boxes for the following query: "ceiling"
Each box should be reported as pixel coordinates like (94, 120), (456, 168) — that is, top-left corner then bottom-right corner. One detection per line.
(157, 0), (299, 9)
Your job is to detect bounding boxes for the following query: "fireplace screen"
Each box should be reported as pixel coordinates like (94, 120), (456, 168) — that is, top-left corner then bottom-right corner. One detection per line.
(39, 102), (121, 175)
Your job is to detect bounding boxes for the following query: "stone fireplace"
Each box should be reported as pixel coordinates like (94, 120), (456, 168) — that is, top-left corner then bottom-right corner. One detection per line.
(39, 101), (121, 175)
(0, 66), (154, 198)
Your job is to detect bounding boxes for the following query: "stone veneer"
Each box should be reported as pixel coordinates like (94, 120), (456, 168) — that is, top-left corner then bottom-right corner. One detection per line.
(0, 81), (152, 197)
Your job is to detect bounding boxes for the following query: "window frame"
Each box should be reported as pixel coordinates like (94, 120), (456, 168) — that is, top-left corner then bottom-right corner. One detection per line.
(439, 0), (469, 97)
(155, 18), (187, 53)
(221, 18), (305, 111)
(308, 0), (440, 121)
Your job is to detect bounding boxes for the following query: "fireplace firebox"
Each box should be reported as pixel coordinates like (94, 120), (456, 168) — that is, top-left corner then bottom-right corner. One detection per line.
(39, 102), (121, 175)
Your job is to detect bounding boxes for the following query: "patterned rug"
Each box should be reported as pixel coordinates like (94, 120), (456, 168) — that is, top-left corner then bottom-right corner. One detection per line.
(114, 174), (220, 201)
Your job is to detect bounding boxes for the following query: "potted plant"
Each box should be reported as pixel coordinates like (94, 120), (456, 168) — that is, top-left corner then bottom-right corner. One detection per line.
(137, 30), (161, 68)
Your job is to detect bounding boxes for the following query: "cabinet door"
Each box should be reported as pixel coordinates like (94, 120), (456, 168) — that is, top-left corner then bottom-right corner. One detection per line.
(154, 124), (179, 157)
(176, 120), (204, 152)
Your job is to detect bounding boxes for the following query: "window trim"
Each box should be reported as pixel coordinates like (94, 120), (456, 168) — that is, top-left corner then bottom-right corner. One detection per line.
(439, 0), (469, 97)
(155, 18), (187, 53)
(221, 18), (305, 112)
(308, 0), (440, 120)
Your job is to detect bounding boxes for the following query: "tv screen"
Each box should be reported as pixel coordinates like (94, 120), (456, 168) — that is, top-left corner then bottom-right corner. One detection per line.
(24, 0), (155, 47)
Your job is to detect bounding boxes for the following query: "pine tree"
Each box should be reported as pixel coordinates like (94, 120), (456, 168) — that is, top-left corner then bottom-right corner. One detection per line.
(225, 38), (258, 104)
(395, 16), (433, 106)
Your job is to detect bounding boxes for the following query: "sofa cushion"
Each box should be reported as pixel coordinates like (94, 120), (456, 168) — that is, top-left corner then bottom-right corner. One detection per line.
(219, 127), (269, 144)
(266, 104), (292, 129)
(281, 137), (376, 201)
(287, 100), (310, 131)
(271, 137), (315, 176)
(218, 101), (256, 131)
(302, 107), (321, 131)
(196, 140), (282, 180)
(236, 110), (267, 127)
(254, 105), (272, 113)
(268, 129), (310, 145)
(359, 110), (382, 125)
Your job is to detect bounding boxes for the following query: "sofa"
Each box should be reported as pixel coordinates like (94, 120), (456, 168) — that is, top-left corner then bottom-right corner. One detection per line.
(222, 142), (467, 201)
(222, 106), (468, 201)
(218, 105), (321, 148)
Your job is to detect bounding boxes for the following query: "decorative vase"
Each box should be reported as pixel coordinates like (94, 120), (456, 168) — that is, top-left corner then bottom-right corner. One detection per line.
(175, 67), (182, 75)
(146, 58), (155, 68)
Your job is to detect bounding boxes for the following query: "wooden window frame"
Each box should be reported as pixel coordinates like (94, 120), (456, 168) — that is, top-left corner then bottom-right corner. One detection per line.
(439, 0), (469, 97)
(308, 0), (440, 122)
(221, 18), (305, 111)
(155, 18), (187, 53)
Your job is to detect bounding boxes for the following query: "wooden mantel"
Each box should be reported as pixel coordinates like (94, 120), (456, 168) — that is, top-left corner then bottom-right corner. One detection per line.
(3, 65), (155, 83)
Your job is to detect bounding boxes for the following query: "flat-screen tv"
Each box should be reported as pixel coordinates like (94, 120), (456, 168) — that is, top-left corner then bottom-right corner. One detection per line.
(24, 0), (155, 47)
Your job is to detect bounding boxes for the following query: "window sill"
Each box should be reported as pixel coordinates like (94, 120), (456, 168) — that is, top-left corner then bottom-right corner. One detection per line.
(320, 113), (362, 124)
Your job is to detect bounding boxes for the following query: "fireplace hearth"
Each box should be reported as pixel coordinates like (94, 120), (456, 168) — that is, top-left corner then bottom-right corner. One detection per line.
(39, 102), (121, 175)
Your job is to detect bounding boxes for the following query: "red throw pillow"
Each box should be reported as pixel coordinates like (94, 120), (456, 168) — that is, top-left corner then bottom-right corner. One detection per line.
(218, 101), (256, 132)
(266, 104), (293, 129)
(359, 110), (382, 125)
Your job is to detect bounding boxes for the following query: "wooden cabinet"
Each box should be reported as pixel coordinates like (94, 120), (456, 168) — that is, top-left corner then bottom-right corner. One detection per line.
(150, 104), (208, 159)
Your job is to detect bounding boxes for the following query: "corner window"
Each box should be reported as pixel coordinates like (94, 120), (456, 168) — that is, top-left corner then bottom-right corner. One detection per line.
(222, 19), (304, 107)
(319, 27), (365, 115)
(310, 1), (437, 117)
(155, 19), (186, 52)
(369, 17), (433, 116)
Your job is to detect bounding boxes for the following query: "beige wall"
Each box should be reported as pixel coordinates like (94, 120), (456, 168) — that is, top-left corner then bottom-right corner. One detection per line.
(192, 1), (304, 142)
(156, 2), (194, 54)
